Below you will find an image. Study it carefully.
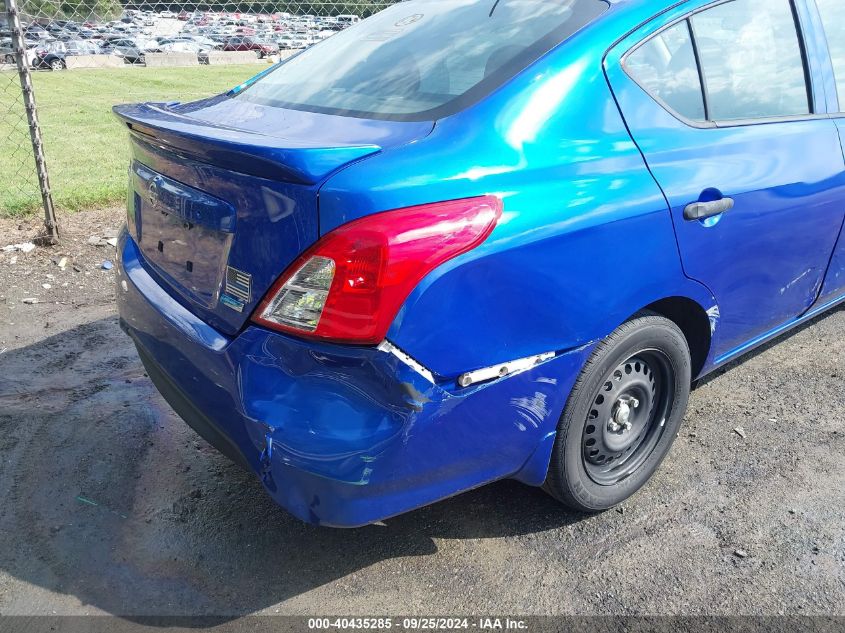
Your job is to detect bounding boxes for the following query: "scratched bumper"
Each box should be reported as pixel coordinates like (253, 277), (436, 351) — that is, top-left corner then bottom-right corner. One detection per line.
(116, 232), (592, 527)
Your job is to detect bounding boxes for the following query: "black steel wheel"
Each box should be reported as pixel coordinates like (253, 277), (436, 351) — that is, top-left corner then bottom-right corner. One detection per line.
(581, 350), (675, 486)
(544, 312), (691, 512)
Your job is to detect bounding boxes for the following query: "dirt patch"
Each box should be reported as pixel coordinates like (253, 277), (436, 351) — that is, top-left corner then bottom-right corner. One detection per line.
(0, 208), (123, 351)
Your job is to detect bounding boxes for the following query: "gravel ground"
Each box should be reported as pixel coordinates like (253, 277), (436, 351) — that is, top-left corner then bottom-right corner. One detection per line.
(0, 208), (843, 617)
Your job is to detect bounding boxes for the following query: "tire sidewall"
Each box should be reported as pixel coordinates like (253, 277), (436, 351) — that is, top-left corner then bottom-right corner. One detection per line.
(557, 318), (691, 510)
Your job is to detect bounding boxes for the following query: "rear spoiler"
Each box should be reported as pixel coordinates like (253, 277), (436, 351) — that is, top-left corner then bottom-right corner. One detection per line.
(113, 101), (381, 185)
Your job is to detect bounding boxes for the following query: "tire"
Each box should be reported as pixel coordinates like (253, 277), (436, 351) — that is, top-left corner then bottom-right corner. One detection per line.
(49, 58), (64, 71)
(3, 54), (14, 64)
(544, 311), (691, 512)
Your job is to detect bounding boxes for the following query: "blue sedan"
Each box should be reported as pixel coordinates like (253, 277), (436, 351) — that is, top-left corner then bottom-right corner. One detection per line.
(114, 0), (845, 526)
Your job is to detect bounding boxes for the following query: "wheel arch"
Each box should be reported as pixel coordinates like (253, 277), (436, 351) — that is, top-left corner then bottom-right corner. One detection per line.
(512, 289), (716, 488)
(642, 295), (712, 380)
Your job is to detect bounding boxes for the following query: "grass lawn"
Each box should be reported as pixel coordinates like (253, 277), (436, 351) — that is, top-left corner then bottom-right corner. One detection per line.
(0, 64), (263, 216)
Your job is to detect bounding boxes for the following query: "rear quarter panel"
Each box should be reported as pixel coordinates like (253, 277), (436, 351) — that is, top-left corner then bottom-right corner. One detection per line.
(319, 12), (718, 379)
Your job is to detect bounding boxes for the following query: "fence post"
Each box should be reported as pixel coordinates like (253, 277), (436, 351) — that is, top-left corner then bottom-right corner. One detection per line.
(6, 0), (59, 242)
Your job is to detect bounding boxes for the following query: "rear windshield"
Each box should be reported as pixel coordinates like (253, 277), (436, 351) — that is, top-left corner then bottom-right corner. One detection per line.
(235, 0), (608, 121)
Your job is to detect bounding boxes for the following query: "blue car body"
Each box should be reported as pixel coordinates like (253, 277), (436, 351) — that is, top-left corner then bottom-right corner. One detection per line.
(115, 0), (845, 526)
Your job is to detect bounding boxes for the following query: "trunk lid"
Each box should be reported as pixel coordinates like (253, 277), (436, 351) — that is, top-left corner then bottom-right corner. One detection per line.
(114, 95), (433, 336)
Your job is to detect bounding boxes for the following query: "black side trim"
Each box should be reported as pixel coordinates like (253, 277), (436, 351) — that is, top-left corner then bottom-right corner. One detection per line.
(131, 334), (251, 471)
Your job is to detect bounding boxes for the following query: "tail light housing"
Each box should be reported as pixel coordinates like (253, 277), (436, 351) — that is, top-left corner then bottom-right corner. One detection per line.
(252, 196), (502, 344)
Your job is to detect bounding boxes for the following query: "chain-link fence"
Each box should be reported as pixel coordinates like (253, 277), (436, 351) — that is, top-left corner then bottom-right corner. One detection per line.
(1, 0), (40, 217)
(1, 0), (394, 234)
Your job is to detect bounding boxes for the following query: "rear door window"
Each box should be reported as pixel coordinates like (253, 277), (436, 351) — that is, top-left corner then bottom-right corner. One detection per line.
(625, 0), (811, 123)
(690, 0), (809, 120)
(815, 0), (845, 107)
(236, 0), (609, 121)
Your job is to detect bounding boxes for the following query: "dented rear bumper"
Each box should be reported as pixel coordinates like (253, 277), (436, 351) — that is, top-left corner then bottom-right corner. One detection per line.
(117, 232), (593, 527)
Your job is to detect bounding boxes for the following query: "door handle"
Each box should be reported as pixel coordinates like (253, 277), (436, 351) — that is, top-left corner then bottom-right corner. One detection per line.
(684, 197), (734, 221)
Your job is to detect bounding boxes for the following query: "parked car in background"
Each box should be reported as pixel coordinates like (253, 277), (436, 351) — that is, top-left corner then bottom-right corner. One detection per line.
(24, 23), (50, 39)
(182, 35), (219, 50)
(334, 14), (360, 27)
(1, 39), (39, 66)
(1, 39), (16, 64)
(34, 39), (100, 69)
(275, 35), (302, 50)
(101, 37), (152, 64)
(0, 40), (12, 64)
(157, 39), (209, 64)
(222, 35), (278, 57)
(58, 21), (82, 33)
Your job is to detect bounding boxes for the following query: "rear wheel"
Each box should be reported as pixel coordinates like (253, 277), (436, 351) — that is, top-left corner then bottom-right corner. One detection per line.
(544, 312), (691, 512)
(49, 58), (65, 71)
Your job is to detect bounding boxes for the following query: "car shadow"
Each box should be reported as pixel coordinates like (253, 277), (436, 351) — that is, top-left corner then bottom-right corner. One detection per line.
(0, 315), (587, 619)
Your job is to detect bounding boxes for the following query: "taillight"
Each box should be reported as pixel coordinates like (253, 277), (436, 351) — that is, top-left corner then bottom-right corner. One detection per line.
(252, 196), (502, 344)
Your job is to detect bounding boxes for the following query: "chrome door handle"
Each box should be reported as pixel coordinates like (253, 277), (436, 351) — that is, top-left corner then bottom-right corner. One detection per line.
(684, 197), (734, 220)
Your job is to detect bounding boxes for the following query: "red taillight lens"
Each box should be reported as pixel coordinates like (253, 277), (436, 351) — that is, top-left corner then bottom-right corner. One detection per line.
(252, 196), (502, 344)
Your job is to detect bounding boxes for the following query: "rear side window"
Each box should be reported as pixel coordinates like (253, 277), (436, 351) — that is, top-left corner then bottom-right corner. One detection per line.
(236, 0), (609, 121)
(625, 21), (705, 121)
(815, 0), (845, 107)
(625, 0), (811, 123)
(691, 0), (809, 120)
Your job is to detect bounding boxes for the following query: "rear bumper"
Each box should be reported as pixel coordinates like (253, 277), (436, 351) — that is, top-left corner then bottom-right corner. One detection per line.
(132, 341), (251, 471)
(117, 231), (592, 526)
